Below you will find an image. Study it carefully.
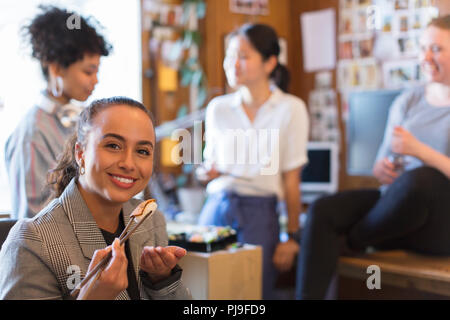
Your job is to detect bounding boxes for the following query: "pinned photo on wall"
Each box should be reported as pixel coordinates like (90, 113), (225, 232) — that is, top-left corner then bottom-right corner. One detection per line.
(309, 91), (320, 108)
(399, 15), (409, 32)
(383, 59), (422, 88)
(339, 12), (354, 34)
(325, 90), (337, 106)
(143, 0), (162, 20)
(411, 14), (422, 29)
(414, 0), (432, 8)
(388, 65), (413, 85)
(338, 62), (359, 88)
(301, 8), (337, 72)
(160, 4), (184, 27)
(363, 63), (379, 88)
(341, 0), (355, 10)
(395, 0), (409, 10)
(356, 9), (369, 33)
(229, 0), (269, 16)
(397, 36), (418, 57)
(308, 89), (340, 142)
(358, 38), (374, 58)
(338, 60), (379, 89)
(382, 14), (393, 32)
(358, 0), (373, 7)
(339, 41), (354, 59)
(337, 62), (350, 89)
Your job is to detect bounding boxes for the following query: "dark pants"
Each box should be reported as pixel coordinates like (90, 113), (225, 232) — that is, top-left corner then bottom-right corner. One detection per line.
(296, 166), (450, 299)
(198, 191), (280, 299)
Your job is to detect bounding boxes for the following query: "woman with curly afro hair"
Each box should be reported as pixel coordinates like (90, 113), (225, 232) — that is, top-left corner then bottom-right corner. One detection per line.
(4, 5), (112, 219)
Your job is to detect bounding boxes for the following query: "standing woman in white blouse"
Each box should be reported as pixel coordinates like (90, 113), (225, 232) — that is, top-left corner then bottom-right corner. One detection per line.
(197, 23), (309, 299)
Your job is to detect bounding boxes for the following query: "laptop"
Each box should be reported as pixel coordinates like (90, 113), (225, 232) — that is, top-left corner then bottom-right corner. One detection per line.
(300, 141), (339, 204)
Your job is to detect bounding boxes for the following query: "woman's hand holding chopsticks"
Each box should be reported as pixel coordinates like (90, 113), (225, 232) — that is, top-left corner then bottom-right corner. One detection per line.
(77, 238), (128, 300)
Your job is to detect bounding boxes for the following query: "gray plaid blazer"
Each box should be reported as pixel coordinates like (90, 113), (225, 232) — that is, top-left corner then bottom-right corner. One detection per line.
(0, 179), (191, 300)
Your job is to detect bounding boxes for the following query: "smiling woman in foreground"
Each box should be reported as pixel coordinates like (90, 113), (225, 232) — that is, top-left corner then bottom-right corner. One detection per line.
(0, 97), (191, 300)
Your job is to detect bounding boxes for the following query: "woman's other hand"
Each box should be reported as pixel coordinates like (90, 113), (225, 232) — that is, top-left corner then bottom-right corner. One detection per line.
(373, 157), (399, 185)
(273, 240), (300, 272)
(140, 246), (187, 283)
(391, 126), (422, 157)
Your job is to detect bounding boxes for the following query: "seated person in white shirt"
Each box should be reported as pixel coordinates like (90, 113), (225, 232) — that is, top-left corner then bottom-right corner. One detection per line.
(196, 23), (309, 300)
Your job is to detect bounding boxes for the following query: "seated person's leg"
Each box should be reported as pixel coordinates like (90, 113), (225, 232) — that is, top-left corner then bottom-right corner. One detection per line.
(348, 166), (450, 255)
(296, 189), (380, 299)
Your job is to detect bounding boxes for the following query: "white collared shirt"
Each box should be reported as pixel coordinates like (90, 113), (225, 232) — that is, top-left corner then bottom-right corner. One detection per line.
(38, 92), (83, 128)
(204, 86), (309, 200)
(37, 92), (63, 114)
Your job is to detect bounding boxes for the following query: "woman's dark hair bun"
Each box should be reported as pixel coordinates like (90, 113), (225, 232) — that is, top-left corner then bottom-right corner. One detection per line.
(271, 63), (290, 93)
(235, 23), (290, 92)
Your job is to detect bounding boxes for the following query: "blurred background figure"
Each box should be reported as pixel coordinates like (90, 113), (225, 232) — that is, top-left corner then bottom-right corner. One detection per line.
(196, 23), (309, 299)
(4, 5), (112, 218)
(0, 0), (141, 218)
(296, 15), (450, 300)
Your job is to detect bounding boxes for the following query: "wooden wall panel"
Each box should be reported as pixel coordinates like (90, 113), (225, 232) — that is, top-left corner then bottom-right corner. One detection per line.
(141, 0), (152, 111)
(204, 0), (292, 98)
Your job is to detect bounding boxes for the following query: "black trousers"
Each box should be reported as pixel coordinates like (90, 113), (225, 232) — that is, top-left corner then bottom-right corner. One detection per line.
(295, 166), (450, 299)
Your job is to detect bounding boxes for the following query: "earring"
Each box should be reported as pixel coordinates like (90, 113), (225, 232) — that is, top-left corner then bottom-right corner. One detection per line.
(79, 166), (85, 175)
(51, 76), (63, 97)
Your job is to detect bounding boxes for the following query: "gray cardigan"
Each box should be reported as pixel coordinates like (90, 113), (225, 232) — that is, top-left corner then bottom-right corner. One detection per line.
(0, 179), (191, 300)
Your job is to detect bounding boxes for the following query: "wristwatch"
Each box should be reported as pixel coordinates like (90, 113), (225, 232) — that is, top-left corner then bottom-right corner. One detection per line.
(287, 230), (301, 244)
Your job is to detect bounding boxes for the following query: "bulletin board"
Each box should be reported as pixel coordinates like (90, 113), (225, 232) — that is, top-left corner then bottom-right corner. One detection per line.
(337, 0), (439, 91)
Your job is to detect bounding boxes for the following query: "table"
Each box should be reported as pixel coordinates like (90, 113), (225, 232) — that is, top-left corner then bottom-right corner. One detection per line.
(178, 244), (262, 300)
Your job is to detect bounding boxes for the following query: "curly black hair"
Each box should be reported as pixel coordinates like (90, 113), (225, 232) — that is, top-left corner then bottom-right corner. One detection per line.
(23, 5), (112, 79)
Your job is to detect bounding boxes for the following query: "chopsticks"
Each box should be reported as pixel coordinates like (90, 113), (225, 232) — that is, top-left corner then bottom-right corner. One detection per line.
(70, 210), (153, 299)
